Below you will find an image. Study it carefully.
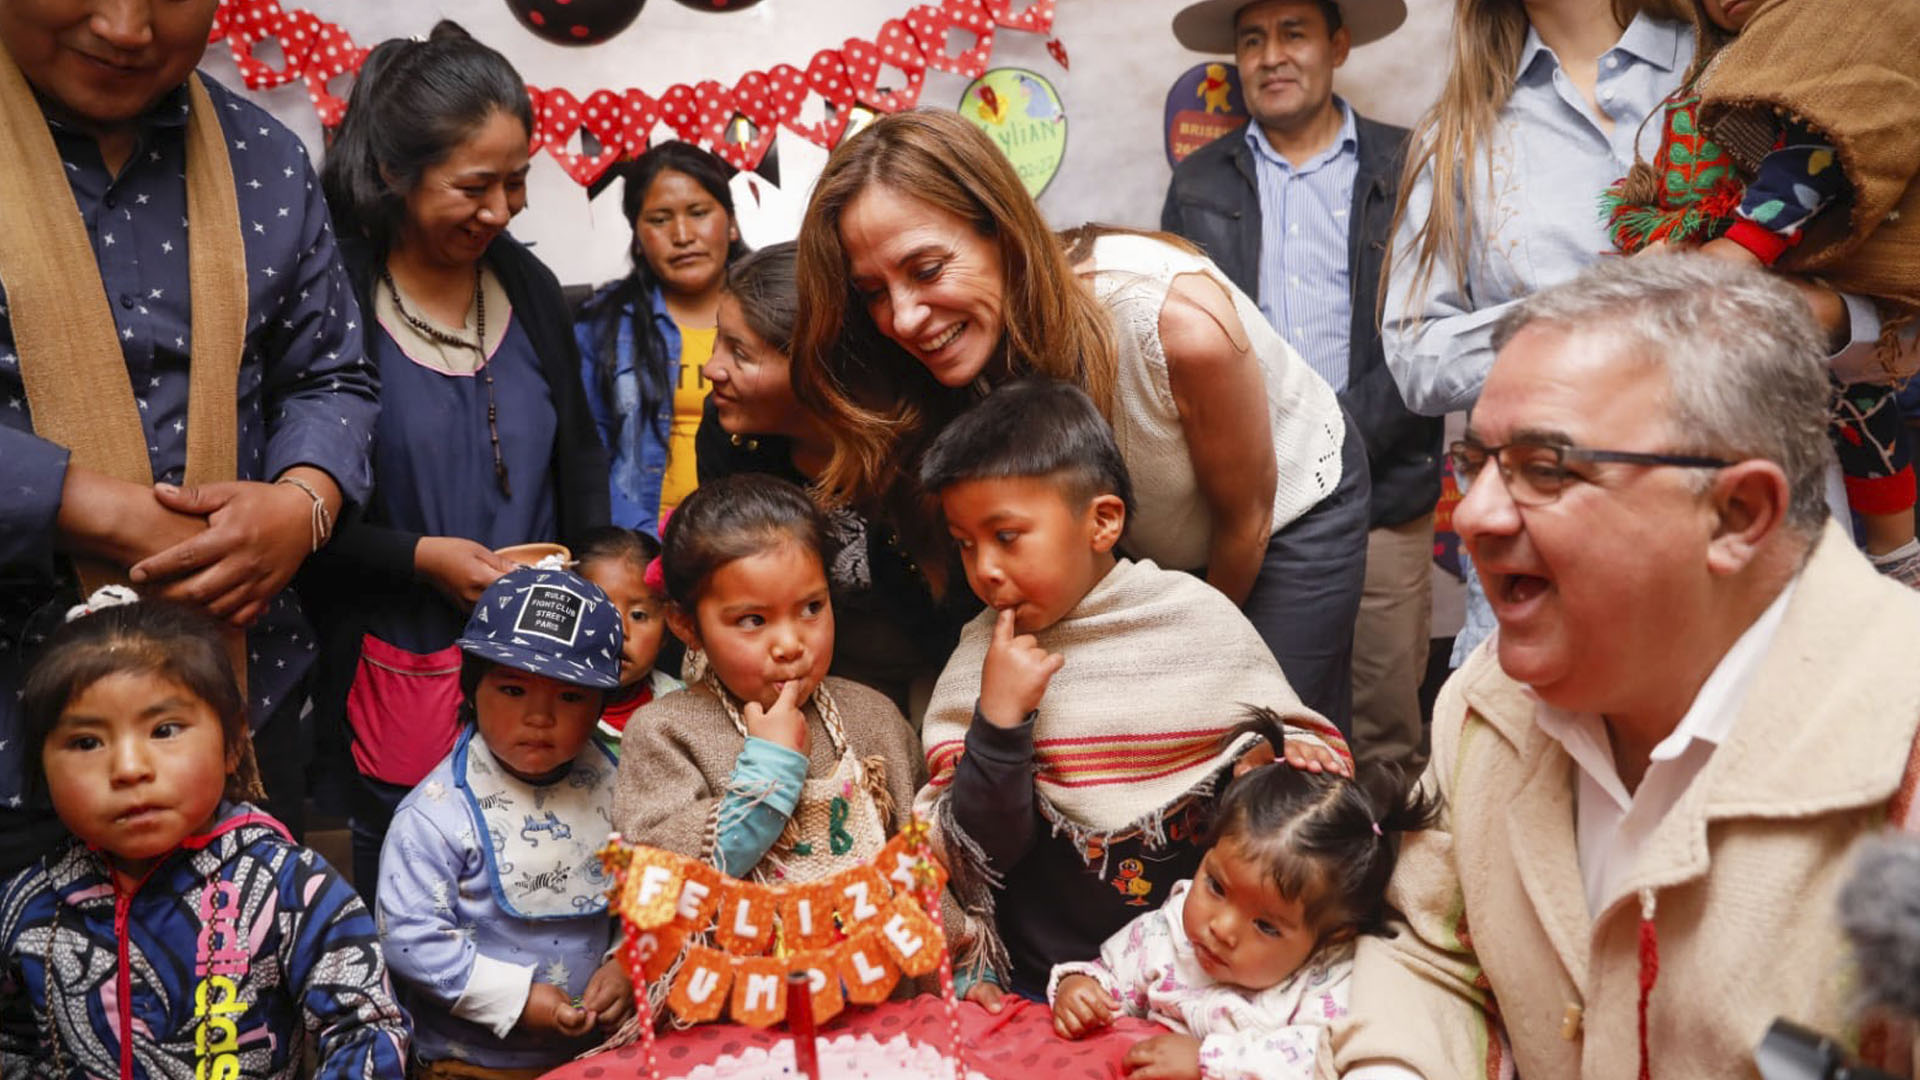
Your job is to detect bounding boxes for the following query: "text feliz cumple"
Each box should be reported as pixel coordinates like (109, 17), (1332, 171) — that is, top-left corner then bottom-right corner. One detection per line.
(601, 825), (956, 1030)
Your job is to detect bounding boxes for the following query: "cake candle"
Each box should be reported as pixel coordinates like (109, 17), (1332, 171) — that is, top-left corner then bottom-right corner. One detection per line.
(787, 970), (821, 1080)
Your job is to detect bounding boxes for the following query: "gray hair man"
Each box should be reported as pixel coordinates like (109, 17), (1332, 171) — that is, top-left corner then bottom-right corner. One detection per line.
(1327, 254), (1920, 1080)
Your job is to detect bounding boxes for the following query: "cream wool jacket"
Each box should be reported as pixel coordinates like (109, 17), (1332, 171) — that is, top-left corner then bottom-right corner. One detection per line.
(1326, 521), (1920, 1079)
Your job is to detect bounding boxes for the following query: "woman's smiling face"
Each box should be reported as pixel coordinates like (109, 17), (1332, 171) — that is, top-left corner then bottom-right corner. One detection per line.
(397, 108), (530, 270)
(839, 184), (1007, 388)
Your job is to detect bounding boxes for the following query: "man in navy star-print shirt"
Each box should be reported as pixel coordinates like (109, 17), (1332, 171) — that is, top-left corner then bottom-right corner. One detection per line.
(0, 0), (378, 872)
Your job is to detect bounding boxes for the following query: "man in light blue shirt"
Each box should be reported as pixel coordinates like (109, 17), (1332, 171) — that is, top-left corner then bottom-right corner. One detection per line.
(1166, 0), (1438, 776)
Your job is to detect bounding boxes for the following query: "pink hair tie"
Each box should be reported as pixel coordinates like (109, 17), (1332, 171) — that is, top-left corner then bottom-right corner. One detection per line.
(1370, 820), (1383, 838)
(645, 509), (674, 593)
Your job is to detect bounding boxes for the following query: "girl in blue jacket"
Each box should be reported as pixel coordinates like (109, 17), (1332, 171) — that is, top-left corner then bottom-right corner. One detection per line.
(0, 592), (409, 1078)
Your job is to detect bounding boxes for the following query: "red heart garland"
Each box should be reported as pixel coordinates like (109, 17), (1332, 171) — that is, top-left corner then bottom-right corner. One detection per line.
(656, 83), (704, 143)
(307, 74), (351, 128)
(732, 69), (797, 133)
(302, 16), (362, 79)
(229, 8), (316, 90)
(206, 0), (1060, 183)
(696, 83), (777, 171)
(208, 0), (235, 44)
(905, 0), (995, 79)
(300, 18), (365, 128)
(526, 86), (549, 154)
(582, 88), (630, 159)
(842, 20), (928, 114)
(783, 52), (854, 148)
(539, 87), (627, 186)
(621, 89), (662, 157)
(216, 0), (280, 45)
(985, 0), (1055, 34)
(689, 81), (736, 145)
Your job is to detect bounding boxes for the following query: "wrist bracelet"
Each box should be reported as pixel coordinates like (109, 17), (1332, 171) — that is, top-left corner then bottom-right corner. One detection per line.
(276, 475), (333, 553)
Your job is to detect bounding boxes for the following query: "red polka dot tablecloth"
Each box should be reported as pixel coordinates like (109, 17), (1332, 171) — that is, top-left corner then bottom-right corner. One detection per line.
(540, 996), (1163, 1079)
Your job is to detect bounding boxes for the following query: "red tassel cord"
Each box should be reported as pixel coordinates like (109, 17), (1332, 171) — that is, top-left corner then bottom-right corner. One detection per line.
(1636, 888), (1660, 1080)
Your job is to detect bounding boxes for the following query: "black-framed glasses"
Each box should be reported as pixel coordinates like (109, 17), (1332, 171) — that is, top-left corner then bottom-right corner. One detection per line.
(1448, 439), (1733, 507)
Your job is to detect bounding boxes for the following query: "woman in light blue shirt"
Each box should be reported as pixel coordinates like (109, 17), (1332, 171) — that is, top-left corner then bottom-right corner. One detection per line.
(1386, 1), (1697, 663)
(1385, 3), (1691, 419)
(1384, 0), (1887, 665)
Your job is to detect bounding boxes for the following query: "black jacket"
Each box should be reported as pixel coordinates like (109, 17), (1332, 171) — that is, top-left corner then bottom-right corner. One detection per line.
(1161, 116), (1440, 529)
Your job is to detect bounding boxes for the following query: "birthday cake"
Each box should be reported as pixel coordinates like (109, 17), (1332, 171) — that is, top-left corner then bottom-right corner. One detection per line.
(676, 1033), (990, 1080)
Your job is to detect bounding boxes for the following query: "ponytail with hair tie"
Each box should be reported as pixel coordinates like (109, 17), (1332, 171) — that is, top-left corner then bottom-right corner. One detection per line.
(64, 584), (141, 623)
(1215, 707), (1444, 941)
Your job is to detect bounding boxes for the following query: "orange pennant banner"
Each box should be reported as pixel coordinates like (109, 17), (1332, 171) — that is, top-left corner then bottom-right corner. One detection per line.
(879, 895), (943, 977)
(730, 955), (791, 1029)
(778, 881), (836, 951)
(789, 949), (847, 1025)
(667, 945), (734, 1023)
(836, 926), (903, 1005)
(602, 827), (954, 1026)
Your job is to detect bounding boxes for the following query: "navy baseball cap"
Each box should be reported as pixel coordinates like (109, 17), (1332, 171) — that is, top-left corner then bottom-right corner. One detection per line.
(456, 566), (624, 690)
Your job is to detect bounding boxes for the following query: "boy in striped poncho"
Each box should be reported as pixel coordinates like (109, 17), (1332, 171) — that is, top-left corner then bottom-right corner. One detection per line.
(910, 377), (1350, 1006)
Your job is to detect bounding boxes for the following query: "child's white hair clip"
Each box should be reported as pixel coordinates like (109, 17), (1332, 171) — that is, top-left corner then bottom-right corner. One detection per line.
(64, 584), (141, 623)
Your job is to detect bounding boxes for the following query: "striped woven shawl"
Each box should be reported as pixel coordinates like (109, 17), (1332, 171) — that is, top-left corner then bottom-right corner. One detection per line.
(916, 557), (1347, 838)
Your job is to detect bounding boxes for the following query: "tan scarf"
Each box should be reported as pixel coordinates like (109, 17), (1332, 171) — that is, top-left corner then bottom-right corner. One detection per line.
(0, 47), (263, 798)
(0, 43), (246, 595)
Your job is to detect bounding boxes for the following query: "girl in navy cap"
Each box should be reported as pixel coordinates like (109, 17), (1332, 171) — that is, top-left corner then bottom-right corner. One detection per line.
(377, 565), (633, 1077)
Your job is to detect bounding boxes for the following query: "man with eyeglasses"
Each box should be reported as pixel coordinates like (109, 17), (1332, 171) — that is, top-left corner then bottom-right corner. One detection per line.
(1326, 254), (1920, 1080)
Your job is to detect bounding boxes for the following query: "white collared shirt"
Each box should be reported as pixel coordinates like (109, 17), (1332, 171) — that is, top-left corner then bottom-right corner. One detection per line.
(1533, 579), (1796, 916)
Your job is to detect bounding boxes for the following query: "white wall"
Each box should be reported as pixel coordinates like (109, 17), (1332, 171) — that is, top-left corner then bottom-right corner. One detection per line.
(201, 0), (1451, 286)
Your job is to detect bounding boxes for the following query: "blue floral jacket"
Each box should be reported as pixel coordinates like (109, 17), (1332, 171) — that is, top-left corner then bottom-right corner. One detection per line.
(0, 803), (409, 1078)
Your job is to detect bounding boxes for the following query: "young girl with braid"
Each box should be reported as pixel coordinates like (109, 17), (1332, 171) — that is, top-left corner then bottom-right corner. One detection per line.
(610, 474), (924, 885)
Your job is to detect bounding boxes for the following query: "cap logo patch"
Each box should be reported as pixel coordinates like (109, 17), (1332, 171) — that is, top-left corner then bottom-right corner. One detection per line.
(514, 585), (588, 646)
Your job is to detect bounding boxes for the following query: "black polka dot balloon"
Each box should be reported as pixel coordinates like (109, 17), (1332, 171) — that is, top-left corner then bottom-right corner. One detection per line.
(505, 0), (647, 45)
(670, 0), (767, 10)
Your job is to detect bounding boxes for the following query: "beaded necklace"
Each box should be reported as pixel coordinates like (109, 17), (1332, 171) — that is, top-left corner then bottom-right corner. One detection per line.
(380, 264), (512, 497)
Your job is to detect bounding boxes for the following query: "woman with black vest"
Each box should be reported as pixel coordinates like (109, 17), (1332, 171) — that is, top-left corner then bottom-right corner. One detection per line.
(307, 21), (608, 895)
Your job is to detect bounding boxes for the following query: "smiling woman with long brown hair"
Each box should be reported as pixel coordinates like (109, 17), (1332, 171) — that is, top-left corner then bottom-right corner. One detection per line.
(790, 109), (1371, 732)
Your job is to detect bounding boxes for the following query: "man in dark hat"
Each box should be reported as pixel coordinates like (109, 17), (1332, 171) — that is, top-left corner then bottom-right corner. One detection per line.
(1164, 0), (1438, 780)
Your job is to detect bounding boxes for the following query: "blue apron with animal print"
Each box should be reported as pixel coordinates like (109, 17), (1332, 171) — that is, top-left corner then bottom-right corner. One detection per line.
(453, 726), (617, 921)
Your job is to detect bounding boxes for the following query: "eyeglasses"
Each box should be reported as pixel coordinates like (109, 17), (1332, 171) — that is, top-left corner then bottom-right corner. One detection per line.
(1448, 439), (1733, 507)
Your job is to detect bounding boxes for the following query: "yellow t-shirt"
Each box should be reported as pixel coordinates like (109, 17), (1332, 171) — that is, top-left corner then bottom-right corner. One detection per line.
(659, 324), (716, 514)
